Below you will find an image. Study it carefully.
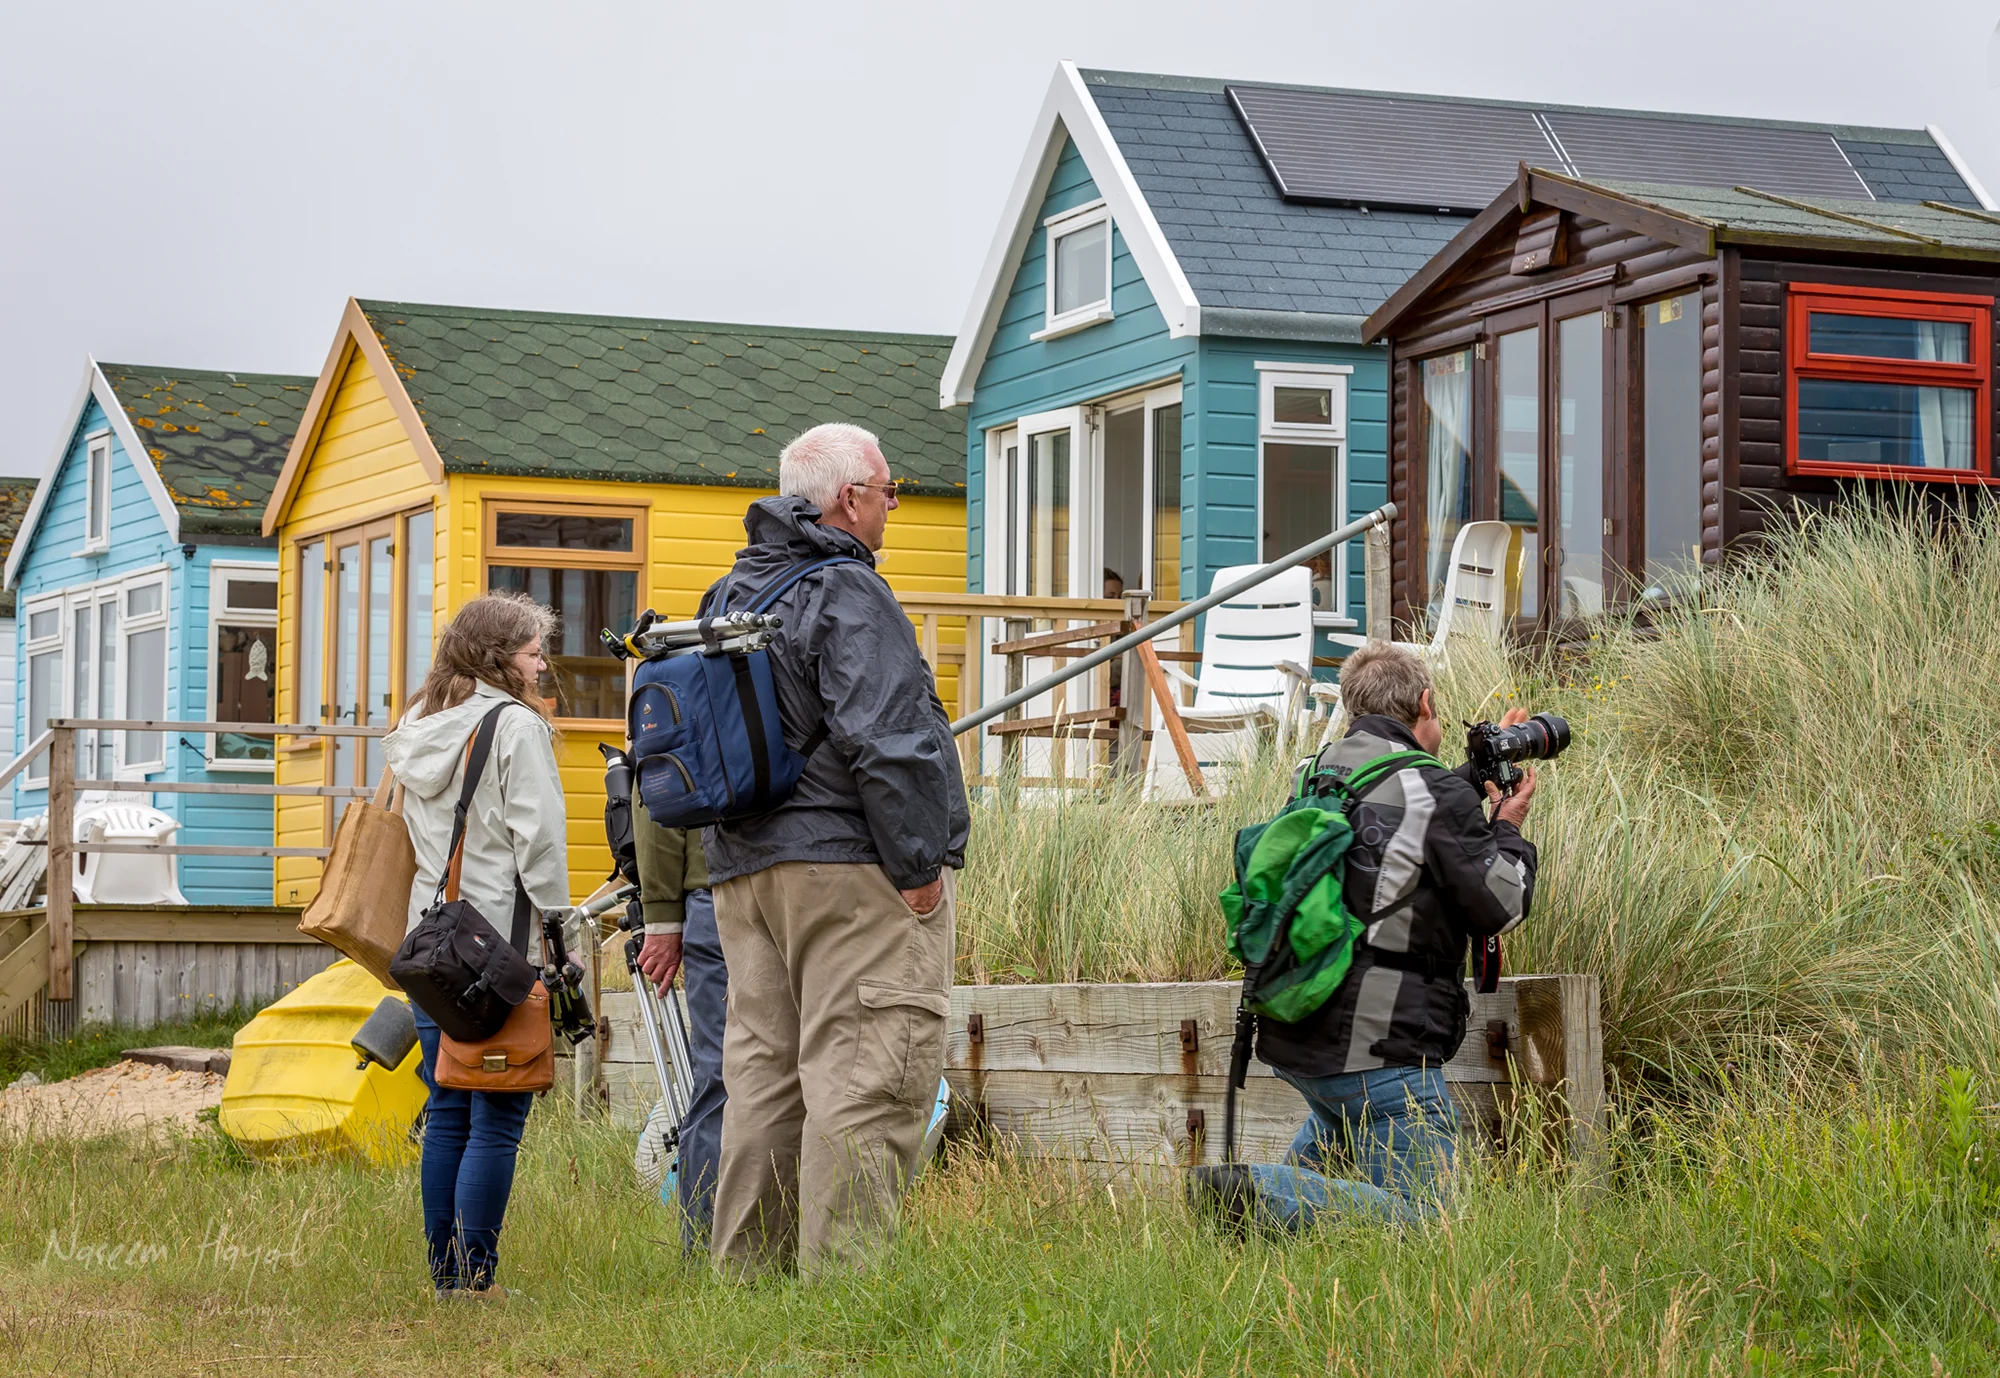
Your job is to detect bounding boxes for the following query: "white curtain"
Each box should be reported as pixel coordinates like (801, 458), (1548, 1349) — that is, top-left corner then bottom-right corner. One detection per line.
(1915, 322), (1972, 469)
(1422, 354), (1472, 615)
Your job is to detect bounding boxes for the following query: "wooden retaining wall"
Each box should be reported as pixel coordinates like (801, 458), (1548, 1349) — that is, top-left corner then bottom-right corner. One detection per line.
(598, 974), (1605, 1169)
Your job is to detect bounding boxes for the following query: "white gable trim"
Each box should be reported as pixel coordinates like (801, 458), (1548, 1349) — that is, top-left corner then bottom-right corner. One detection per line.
(6, 359), (181, 588)
(939, 61), (1202, 408)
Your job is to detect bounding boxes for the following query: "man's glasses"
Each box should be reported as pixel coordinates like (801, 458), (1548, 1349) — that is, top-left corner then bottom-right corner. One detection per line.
(847, 480), (900, 499)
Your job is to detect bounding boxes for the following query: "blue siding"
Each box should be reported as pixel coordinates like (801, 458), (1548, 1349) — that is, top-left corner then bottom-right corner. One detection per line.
(1192, 338), (1386, 614)
(966, 137), (1197, 593)
(960, 132), (1391, 625)
(12, 396), (276, 904)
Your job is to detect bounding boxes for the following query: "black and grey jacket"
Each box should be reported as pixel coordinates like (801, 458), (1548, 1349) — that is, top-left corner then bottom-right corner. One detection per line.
(700, 496), (970, 891)
(1256, 714), (1538, 1077)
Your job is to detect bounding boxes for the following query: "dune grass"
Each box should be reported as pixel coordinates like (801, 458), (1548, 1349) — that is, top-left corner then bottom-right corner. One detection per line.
(961, 497), (2000, 1093)
(1, 1069), (1996, 1376)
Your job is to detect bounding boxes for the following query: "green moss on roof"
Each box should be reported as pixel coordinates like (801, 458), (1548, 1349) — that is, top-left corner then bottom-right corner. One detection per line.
(356, 301), (965, 497)
(99, 365), (315, 537)
(0, 477), (37, 617)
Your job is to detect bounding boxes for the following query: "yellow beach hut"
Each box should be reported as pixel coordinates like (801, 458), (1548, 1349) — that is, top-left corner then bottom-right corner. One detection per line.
(261, 298), (966, 905)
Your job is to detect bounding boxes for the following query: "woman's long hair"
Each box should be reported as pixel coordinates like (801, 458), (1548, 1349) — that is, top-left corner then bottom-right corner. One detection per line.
(411, 591), (558, 721)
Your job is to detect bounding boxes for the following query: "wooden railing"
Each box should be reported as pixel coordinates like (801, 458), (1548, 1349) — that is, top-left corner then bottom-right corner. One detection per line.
(2, 719), (389, 1006)
(897, 591), (1196, 788)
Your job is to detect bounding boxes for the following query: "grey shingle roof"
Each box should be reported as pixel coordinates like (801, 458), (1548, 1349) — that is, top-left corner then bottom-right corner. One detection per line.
(1084, 73), (1465, 327)
(100, 365), (314, 538)
(1078, 69), (1983, 330)
(359, 302), (965, 497)
(1833, 141), (1983, 209)
(1599, 180), (2000, 256)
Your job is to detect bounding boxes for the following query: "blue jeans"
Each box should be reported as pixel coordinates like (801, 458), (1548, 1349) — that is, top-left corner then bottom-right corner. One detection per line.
(1246, 1063), (1457, 1230)
(676, 887), (728, 1250)
(413, 1005), (535, 1291)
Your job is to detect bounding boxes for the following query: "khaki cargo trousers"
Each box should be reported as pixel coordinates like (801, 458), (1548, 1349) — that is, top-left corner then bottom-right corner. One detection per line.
(710, 861), (953, 1280)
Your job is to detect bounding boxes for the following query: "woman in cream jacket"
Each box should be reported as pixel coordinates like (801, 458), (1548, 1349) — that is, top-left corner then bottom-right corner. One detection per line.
(383, 591), (568, 1300)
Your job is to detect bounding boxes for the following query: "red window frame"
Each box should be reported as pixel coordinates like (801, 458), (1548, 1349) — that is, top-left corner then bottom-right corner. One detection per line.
(1785, 282), (1994, 485)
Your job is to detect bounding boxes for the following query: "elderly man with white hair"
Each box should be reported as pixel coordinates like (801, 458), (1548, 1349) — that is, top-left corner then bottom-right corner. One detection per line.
(699, 422), (969, 1280)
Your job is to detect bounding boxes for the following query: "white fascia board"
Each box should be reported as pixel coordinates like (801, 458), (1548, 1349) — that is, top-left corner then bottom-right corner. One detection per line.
(92, 361), (182, 545)
(1927, 124), (1998, 213)
(938, 60), (1203, 410)
(5, 361), (98, 588)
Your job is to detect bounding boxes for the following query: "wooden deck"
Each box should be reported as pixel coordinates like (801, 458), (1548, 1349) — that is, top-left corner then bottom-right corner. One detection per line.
(0, 905), (334, 1033)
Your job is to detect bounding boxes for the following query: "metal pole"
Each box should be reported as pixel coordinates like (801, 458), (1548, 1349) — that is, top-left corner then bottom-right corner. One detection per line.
(951, 502), (1397, 737)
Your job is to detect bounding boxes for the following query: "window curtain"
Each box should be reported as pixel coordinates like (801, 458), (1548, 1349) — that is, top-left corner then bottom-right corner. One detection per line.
(1915, 322), (1972, 468)
(1422, 355), (1472, 617)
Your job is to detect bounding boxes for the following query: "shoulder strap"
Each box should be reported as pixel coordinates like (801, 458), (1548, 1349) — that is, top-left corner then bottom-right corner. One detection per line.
(436, 702), (517, 910)
(1297, 748), (1444, 804)
(745, 554), (864, 614)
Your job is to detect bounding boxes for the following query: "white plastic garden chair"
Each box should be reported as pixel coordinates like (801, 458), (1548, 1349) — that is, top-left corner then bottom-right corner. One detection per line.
(73, 803), (189, 906)
(1142, 565), (1332, 800)
(1315, 521), (1519, 750)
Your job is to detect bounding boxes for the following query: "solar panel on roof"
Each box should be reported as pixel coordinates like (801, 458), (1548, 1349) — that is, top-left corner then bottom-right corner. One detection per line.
(1542, 111), (1871, 200)
(1226, 86), (1561, 212)
(1228, 86), (1878, 212)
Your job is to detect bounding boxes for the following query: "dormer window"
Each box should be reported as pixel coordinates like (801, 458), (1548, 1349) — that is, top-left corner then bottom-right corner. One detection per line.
(1037, 200), (1114, 339)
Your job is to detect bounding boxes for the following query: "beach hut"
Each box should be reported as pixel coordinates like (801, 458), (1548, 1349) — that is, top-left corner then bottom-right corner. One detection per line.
(1362, 167), (2000, 630)
(261, 298), (965, 905)
(5, 362), (311, 901)
(0, 479), (39, 819)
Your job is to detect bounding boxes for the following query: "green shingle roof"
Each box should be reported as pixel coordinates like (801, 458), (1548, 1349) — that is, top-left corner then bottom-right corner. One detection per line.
(357, 301), (965, 497)
(1597, 180), (2000, 258)
(100, 365), (315, 537)
(0, 478), (38, 616)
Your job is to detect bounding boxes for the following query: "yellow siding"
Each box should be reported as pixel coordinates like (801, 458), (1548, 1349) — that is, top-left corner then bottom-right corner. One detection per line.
(277, 451), (966, 905)
(272, 348), (444, 905)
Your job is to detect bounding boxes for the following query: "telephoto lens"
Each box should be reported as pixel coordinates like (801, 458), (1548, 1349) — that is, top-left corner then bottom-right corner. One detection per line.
(1493, 712), (1569, 763)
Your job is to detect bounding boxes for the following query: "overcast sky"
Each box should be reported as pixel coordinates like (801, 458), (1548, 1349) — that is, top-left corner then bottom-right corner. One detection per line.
(3, 1), (1996, 478)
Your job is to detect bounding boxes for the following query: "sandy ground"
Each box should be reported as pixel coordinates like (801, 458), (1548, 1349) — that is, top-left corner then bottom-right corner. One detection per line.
(0, 1060), (224, 1139)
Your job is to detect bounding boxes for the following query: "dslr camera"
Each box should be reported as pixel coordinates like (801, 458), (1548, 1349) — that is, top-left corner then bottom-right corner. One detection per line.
(1464, 712), (1569, 796)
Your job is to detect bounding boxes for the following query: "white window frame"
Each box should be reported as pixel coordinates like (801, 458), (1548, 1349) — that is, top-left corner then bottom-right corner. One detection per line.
(21, 594), (64, 788)
(206, 562), (279, 773)
(1256, 362), (1354, 628)
(79, 430), (112, 555)
(1138, 381), (1184, 602)
(1034, 199), (1115, 341)
(1009, 406), (1089, 598)
(113, 567), (171, 778)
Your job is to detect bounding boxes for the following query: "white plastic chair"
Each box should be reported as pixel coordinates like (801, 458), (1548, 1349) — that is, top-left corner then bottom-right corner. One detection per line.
(73, 803), (189, 906)
(1143, 565), (1331, 799)
(1317, 521), (1519, 750)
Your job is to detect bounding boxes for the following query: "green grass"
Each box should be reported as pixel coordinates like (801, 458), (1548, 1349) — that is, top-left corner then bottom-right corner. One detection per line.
(0, 1009), (253, 1087)
(1, 1075), (1995, 1375)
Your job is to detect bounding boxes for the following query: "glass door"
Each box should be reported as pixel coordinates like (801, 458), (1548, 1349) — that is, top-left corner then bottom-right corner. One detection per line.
(1554, 311), (1607, 620)
(316, 514), (403, 809)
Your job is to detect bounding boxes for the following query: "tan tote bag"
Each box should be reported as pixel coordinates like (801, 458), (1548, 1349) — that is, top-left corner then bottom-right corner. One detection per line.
(298, 770), (417, 989)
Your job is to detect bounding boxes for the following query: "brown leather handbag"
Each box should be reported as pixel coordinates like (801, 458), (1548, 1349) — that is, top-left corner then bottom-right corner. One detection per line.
(298, 770), (415, 990)
(436, 980), (554, 1093)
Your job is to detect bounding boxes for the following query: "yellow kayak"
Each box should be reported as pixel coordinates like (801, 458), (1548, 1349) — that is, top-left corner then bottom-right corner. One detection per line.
(218, 959), (428, 1163)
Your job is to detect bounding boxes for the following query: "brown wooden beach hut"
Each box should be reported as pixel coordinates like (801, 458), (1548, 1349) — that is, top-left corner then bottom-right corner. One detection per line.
(1362, 166), (2000, 633)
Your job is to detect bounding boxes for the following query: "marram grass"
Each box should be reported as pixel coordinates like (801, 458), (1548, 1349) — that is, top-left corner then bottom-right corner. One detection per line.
(961, 496), (2000, 1092)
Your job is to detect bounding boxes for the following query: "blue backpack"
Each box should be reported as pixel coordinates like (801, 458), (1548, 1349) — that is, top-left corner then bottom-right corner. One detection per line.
(629, 556), (860, 829)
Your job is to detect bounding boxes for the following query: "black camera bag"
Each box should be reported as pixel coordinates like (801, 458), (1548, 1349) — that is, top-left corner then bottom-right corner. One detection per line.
(389, 702), (539, 1043)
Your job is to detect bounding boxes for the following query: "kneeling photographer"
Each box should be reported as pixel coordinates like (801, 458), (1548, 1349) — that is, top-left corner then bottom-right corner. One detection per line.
(1195, 642), (1548, 1231)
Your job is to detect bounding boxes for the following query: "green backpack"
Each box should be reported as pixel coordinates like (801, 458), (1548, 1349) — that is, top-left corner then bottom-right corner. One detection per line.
(1214, 748), (1441, 1162)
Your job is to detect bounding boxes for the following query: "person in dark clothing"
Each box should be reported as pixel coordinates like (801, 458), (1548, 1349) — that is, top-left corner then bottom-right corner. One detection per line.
(632, 803), (724, 1252)
(702, 423), (970, 1280)
(1197, 641), (1539, 1230)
